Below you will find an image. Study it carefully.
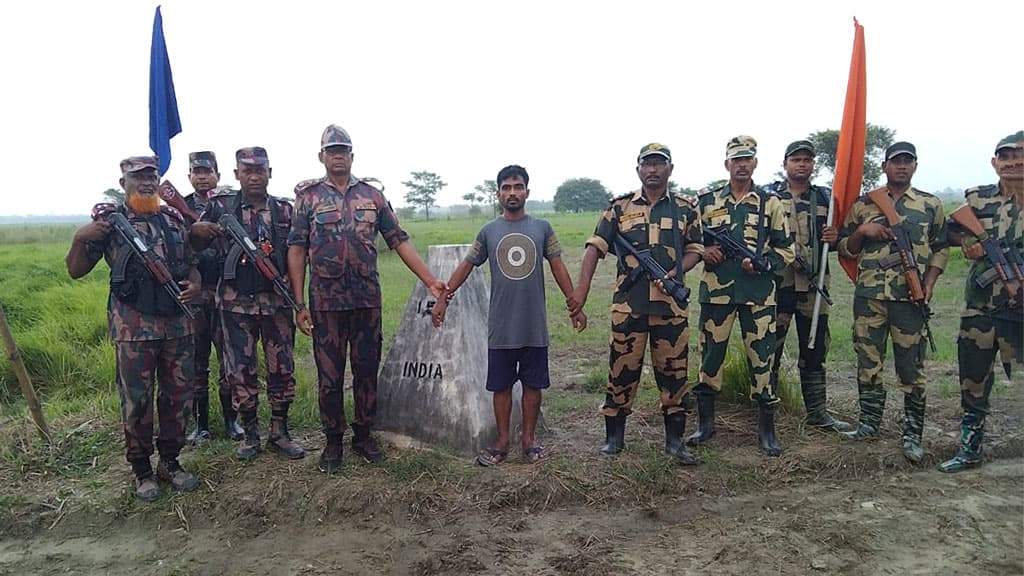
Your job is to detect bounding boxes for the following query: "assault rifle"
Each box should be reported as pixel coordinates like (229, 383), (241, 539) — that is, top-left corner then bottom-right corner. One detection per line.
(794, 253), (833, 306)
(702, 225), (771, 274)
(865, 188), (936, 353)
(614, 234), (690, 307)
(218, 213), (303, 312)
(949, 204), (1020, 287)
(107, 212), (195, 319)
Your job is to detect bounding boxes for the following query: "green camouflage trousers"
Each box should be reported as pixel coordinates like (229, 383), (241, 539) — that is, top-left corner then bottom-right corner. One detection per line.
(852, 297), (926, 396)
(958, 309), (1023, 414)
(698, 302), (777, 402)
(602, 310), (690, 417)
(771, 288), (829, 385)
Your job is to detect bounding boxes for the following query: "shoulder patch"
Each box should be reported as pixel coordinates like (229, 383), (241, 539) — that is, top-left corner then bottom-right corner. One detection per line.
(91, 202), (118, 221)
(294, 178), (322, 194)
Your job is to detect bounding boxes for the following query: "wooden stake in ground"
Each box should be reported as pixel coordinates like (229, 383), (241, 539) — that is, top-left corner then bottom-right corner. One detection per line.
(0, 303), (50, 441)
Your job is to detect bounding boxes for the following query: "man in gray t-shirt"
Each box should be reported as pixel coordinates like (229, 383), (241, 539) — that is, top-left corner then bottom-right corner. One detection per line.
(433, 165), (586, 466)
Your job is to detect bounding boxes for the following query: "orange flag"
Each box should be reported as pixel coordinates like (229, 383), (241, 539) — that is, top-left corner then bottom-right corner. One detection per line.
(833, 18), (867, 281)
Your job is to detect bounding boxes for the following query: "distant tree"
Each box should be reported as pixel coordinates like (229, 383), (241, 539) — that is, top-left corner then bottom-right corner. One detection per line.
(668, 181), (699, 198)
(102, 188), (124, 204)
(462, 191), (485, 216)
(553, 178), (611, 213)
(402, 171), (446, 221)
(396, 206), (417, 221)
(808, 123), (896, 191)
(475, 179), (498, 217)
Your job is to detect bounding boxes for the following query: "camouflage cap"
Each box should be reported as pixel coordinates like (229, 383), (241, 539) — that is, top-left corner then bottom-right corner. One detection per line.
(321, 124), (353, 150)
(236, 146), (269, 166)
(119, 156), (159, 175)
(726, 135), (757, 159)
(784, 140), (815, 158)
(189, 151), (218, 171)
(637, 143), (671, 163)
(995, 130), (1023, 154)
(884, 141), (917, 161)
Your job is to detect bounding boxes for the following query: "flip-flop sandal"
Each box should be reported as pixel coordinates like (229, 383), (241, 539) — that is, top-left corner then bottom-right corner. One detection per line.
(475, 447), (507, 467)
(523, 445), (546, 463)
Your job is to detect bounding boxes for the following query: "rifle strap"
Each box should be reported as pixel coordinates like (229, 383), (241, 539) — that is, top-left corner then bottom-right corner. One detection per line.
(668, 191), (684, 283)
(754, 186), (767, 260)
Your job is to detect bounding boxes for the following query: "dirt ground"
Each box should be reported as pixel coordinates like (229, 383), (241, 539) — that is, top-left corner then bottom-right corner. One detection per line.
(1, 348), (1022, 576)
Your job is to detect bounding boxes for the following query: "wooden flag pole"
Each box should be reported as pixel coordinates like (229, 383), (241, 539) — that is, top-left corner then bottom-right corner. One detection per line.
(0, 303), (50, 442)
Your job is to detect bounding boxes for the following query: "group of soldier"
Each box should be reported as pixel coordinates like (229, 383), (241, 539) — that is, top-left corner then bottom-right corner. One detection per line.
(65, 125), (1021, 501)
(563, 131), (1021, 471)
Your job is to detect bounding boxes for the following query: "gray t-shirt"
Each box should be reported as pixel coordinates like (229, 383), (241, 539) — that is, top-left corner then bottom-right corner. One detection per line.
(466, 215), (562, 348)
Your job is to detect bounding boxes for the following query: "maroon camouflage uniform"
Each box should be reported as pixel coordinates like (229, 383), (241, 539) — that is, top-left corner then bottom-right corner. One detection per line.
(287, 176), (408, 439)
(200, 191), (297, 416)
(85, 203), (195, 464)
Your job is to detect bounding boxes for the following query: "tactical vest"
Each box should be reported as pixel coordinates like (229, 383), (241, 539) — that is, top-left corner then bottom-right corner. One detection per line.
(221, 195), (288, 296)
(109, 207), (191, 316)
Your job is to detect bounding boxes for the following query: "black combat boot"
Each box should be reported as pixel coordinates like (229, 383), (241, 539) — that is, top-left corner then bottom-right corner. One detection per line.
(757, 400), (784, 457)
(352, 426), (384, 463)
(236, 413), (261, 460)
(664, 412), (696, 465)
(319, 435), (344, 473)
(186, 396), (211, 446)
(221, 392), (244, 441)
(685, 391), (716, 446)
(801, 370), (853, 432)
(938, 410), (984, 473)
(902, 392), (926, 463)
(843, 386), (886, 440)
(599, 413), (626, 455)
(267, 406), (305, 459)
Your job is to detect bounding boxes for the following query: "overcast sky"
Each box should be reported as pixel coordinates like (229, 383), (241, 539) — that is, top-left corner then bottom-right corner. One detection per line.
(1, 1), (1020, 217)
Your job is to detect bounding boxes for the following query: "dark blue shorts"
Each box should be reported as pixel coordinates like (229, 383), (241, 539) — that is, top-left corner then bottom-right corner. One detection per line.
(486, 347), (550, 392)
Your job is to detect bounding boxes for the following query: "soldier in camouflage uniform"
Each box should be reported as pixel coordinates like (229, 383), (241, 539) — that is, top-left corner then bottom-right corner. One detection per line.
(181, 151), (244, 444)
(66, 156), (200, 501)
(837, 141), (948, 462)
(767, 141), (852, 432)
(191, 147), (305, 461)
(690, 136), (794, 457)
(568, 143), (704, 465)
(287, 125), (445, 472)
(940, 131), (1023, 472)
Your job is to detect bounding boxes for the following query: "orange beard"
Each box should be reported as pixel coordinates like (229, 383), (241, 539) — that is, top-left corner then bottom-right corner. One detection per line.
(127, 193), (161, 215)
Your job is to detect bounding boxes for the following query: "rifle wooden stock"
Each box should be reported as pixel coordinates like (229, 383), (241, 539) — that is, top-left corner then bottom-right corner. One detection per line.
(158, 180), (201, 223)
(950, 204), (1012, 284)
(866, 188), (926, 303)
(107, 213), (195, 319)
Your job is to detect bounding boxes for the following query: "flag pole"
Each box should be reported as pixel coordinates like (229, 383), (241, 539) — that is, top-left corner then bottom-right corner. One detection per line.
(0, 304), (50, 442)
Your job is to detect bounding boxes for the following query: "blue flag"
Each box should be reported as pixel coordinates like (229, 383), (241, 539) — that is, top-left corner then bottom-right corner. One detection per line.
(149, 5), (181, 176)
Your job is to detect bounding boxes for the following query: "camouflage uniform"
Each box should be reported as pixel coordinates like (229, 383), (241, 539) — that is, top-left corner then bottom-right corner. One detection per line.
(182, 151), (236, 441)
(837, 177), (948, 449)
(586, 189), (703, 418)
(84, 187), (195, 470)
(287, 174), (409, 445)
(696, 183), (794, 400)
(939, 133), (1024, 472)
(767, 178), (850, 430)
(200, 149), (300, 459)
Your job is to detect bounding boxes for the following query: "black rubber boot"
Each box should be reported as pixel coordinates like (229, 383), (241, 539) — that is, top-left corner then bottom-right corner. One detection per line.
(757, 401), (784, 457)
(938, 410), (984, 473)
(843, 387), (886, 440)
(352, 426), (384, 463)
(902, 392), (926, 463)
(236, 413), (260, 460)
(685, 391), (716, 446)
(267, 406), (305, 460)
(801, 370), (853, 432)
(186, 396), (211, 446)
(319, 435), (344, 473)
(599, 414), (626, 455)
(664, 412), (696, 465)
(221, 392), (244, 441)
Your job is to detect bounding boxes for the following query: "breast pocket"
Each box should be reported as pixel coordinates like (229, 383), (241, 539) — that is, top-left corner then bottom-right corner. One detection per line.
(312, 210), (345, 278)
(354, 208), (378, 239)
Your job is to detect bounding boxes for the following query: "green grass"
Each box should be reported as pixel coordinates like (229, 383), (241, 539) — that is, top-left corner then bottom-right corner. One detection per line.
(1, 213), (970, 431)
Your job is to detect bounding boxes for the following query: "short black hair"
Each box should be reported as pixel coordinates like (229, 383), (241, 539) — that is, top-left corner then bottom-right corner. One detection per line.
(496, 165), (529, 188)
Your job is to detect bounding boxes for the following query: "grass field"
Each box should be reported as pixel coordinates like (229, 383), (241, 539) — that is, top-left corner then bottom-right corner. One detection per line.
(1, 211), (971, 426)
